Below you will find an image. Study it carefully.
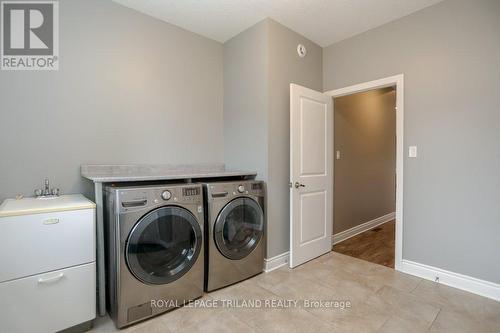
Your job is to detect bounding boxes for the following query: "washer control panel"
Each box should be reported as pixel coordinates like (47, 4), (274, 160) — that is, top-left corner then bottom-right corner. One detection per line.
(183, 187), (200, 197)
(111, 184), (203, 213)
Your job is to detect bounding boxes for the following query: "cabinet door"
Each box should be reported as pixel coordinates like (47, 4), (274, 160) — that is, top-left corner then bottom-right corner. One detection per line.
(0, 209), (95, 282)
(0, 263), (96, 333)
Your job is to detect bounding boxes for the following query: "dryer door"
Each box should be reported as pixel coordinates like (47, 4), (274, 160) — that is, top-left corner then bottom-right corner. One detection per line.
(126, 206), (202, 285)
(214, 197), (264, 260)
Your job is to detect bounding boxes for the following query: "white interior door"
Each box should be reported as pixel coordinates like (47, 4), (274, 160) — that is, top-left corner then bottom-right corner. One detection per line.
(290, 83), (333, 268)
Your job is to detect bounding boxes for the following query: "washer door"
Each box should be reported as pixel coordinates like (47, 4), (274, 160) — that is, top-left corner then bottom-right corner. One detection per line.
(126, 206), (202, 285)
(214, 197), (264, 260)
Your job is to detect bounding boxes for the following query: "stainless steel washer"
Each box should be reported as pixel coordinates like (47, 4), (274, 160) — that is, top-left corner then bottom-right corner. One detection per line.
(104, 184), (204, 328)
(202, 180), (265, 292)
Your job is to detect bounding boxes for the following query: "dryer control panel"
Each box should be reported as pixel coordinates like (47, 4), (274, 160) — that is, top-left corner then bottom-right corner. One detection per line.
(205, 180), (265, 201)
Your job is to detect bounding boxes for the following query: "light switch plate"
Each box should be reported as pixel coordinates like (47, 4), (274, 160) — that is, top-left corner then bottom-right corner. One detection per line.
(409, 146), (417, 158)
(336, 150), (341, 160)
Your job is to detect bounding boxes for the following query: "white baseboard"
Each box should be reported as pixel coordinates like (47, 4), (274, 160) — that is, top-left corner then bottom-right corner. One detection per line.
(264, 251), (290, 272)
(400, 260), (500, 301)
(332, 212), (395, 246)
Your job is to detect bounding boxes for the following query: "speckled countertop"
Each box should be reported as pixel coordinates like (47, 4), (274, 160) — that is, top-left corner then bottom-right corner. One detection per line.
(81, 163), (257, 183)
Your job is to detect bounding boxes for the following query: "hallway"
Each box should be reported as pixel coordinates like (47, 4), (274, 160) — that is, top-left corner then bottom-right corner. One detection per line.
(333, 221), (395, 268)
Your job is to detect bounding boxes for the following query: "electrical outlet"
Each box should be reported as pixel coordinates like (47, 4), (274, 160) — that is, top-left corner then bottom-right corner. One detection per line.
(409, 146), (418, 158)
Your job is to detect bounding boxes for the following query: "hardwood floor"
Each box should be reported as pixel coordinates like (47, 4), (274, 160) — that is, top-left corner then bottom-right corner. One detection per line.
(332, 220), (395, 268)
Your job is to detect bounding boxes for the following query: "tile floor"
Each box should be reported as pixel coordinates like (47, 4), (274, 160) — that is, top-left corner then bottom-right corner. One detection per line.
(90, 252), (500, 333)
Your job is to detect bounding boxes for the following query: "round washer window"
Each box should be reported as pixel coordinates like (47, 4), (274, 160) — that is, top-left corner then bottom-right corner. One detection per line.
(214, 197), (264, 260)
(126, 206), (202, 285)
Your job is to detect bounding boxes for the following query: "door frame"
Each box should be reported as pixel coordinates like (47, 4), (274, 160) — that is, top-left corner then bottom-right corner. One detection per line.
(324, 74), (404, 271)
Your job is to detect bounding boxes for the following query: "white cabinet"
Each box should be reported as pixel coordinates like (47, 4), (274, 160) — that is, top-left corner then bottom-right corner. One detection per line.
(0, 263), (96, 333)
(0, 195), (96, 333)
(0, 209), (95, 283)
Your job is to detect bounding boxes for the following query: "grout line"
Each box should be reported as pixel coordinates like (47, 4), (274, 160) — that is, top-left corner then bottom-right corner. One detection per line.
(427, 308), (442, 331)
(226, 309), (260, 331)
(376, 316), (393, 333)
(409, 278), (424, 294)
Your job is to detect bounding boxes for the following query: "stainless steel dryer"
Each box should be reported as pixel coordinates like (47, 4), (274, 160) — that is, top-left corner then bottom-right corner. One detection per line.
(104, 184), (204, 328)
(202, 180), (265, 292)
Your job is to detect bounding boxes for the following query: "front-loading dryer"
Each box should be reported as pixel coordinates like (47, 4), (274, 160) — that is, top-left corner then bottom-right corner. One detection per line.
(104, 184), (204, 328)
(202, 180), (265, 292)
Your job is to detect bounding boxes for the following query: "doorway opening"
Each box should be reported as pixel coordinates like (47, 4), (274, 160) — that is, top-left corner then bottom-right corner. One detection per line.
(331, 87), (396, 268)
(325, 75), (404, 270)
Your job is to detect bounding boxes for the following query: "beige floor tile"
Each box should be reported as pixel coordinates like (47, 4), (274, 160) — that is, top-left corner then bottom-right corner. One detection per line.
(290, 257), (345, 281)
(157, 297), (226, 332)
(90, 314), (172, 333)
(411, 279), (500, 323)
(242, 307), (335, 333)
(207, 273), (335, 333)
(322, 252), (422, 294)
(307, 299), (389, 333)
(428, 308), (500, 333)
(209, 278), (281, 301)
(370, 285), (440, 330)
(378, 315), (430, 333)
(320, 251), (379, 275)
(122, 319), (172, 333)
(88, 252), (500, 333)
(361, 264), (422, 293)
(253, 263), (386, 332)
(312, 268), (380, 305)
(251, 265), (306, 289)
(254, 269), (340, 302)
(178, 310), (255, 333)
(205, 278), (283, 326)
(329, 318), (384, 333)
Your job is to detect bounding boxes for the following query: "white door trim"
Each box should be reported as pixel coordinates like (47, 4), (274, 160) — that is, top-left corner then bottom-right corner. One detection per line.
(324, 74), (404, 271)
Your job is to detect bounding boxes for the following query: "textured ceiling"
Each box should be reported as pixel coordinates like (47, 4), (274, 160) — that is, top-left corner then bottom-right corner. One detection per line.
(112, 0), (444, 47)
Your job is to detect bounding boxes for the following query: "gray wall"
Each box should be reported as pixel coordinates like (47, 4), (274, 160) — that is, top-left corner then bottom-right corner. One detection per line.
(223, 20), (269, 182)
(224, 19), (322, 258)
(267, 20), (323, 258)
(0, 0), (224, 201)
(324, 0), (500, 283)
(334, 88), (396, 234)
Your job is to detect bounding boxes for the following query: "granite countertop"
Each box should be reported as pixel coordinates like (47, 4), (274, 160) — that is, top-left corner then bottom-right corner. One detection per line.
(81, 163), (257, 183)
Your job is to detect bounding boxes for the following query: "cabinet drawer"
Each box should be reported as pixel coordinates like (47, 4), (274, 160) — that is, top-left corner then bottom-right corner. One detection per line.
(0, 209), (95, 282)
(0, 263), (96, 333)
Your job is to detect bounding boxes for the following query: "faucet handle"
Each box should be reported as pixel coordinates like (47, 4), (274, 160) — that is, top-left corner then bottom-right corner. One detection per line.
(44, 178), (50, 194)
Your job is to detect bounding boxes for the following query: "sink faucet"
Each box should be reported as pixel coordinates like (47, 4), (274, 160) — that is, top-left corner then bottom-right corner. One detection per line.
(43, 178), (51, 196)
(34, 178), (60, 198)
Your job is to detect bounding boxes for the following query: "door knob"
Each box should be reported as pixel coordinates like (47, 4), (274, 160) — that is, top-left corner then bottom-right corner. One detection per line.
(294, 182), (305, 189)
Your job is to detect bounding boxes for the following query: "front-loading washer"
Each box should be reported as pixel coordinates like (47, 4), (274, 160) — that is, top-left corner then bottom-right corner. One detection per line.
(104, 183), (204, 328)
(202, 180), (265, 292)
